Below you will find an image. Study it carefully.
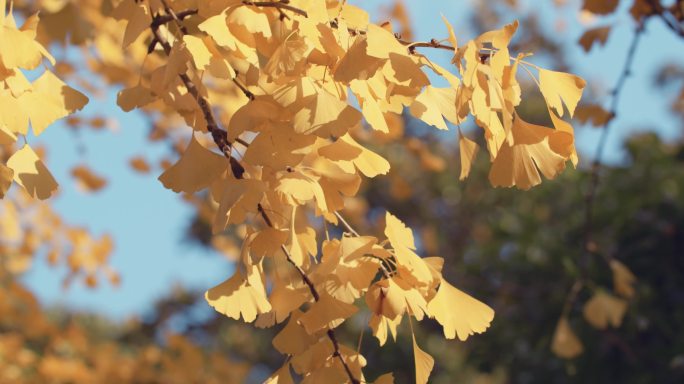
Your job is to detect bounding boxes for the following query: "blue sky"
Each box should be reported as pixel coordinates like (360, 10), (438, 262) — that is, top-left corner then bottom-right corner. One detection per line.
(20, 0), (684, 320)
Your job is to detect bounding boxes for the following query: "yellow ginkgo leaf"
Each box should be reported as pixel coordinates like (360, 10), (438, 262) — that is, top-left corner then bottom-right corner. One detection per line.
(368, 312), (401, 346)
(264, 33), (312, 80)
(289, 337), (335, 374)
(365, 24), (406, 59)
(539, 68), (586, 117)
(459, 129), (479, 180)
(583, 291), (628, 329)
(427, 279), (494, 341)
(412, 333), (434, 384)
(272, 310), (317, 355)
(409, 86), (458, 130)
(198, 12), (236, 49)
(349, 79), (389, 133)
(291, 86), (362, 138)
(366, 277), (428, 321)
(7, 145), (58, 200)
(17, 70), (89, 136)
(183, 35), (213, 70)
(117, 84), (155, 112)
(112, 0), (151, 48)
(333, 38), (384, 83)
(441, 15), (458, 50)
(297, 293), (358, 334)
(610, 259), (637, 299)
(384, 212), (434, 284)
(384, 211), (415, 250)
(205, 268), (272, 323)
(211, 178), (264, 232)
(339, 4), (369, 30)
(158, 135), (228, 193)
(227, 6), (272, 41)
(489, 114), (568, 190)
(1, 10), (55, 69)
(477, 20), (519, 49)
(255, 283), (309, 328)
(551, 317), (584, 359)
(275, 174), (316, 205)
(250, 228), (289, 265)
(339, 135), (390, 178)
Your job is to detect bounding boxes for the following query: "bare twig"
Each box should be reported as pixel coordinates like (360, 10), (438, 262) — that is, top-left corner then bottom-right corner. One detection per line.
(334, 211), (360, 237)
(559, 21), (648, 324)
(647, 0), (684, 37)
(583, 22), (645, 268)
(151, 9), (198, 28)
(397, 38), (455, 53)
(232, 76), (255, 100)
(242, 1), (308, 18)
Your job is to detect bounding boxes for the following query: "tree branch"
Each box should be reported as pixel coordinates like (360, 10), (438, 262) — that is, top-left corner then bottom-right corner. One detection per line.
(583, 22), (645, 270)
(259, 205), (361, 384)
(647, 0), (684, 37)
(242, 1), (308, 18)
(334, 211), (360, 237)
(149, 7), (359, 383)
(556, 21), (649, 324)
(397, 38), (455, 53)
(150, 9), (198, 29)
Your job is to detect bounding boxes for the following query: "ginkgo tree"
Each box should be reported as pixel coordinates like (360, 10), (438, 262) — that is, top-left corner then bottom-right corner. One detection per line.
(0, 0), (588, 382)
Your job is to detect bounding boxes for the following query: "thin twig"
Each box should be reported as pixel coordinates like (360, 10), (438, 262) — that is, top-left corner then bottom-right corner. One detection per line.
(149, 7), (359, 382)
(647, 0), (684, 37)
(397, 38), (454, 53)
(560, 21), (647, 323)
(149, 24), (242, 174)
(259, 206), (361, 384)
(150, 9), (198, 28)
(159, 0), (190, 35)
(232, 76), (255, 100)
(242, 1), (308, 18)
(334, 211), (360, 237)
(583, 22), (645, 268)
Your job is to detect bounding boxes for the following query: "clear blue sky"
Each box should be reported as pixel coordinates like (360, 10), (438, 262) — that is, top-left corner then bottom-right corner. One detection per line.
(21, 0), (684, 320)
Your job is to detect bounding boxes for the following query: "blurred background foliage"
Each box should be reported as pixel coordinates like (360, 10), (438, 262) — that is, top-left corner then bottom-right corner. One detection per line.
(6, 129), (683, 383)
(2, 0), (684, 383)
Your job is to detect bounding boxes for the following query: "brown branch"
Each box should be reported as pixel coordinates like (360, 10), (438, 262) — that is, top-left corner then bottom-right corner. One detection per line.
(555, 19), (649, 327)
(242, 1), (308, 18)
(397, 38), (455, 53)
(582, 22), (645, 272)
(159, 0), (190, 35)
(334, 211), (360, 237)
(259, 205), (360, 384)
(149, 7), (359, 383)
(647, 0), (684, 37)
(150, 9), (198, 29)
(330, 20), (455, 55)
(232, 76), (255, 100)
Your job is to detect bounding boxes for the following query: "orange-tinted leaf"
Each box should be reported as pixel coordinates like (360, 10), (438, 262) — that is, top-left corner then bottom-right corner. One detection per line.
(7, 145), (58, 200)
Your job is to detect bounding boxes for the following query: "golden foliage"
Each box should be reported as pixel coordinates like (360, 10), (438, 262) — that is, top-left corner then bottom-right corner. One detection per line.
(0, 0), (599, 381)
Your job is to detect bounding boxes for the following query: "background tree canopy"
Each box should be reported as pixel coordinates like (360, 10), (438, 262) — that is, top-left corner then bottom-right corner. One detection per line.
(1, 0), (684, 383)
